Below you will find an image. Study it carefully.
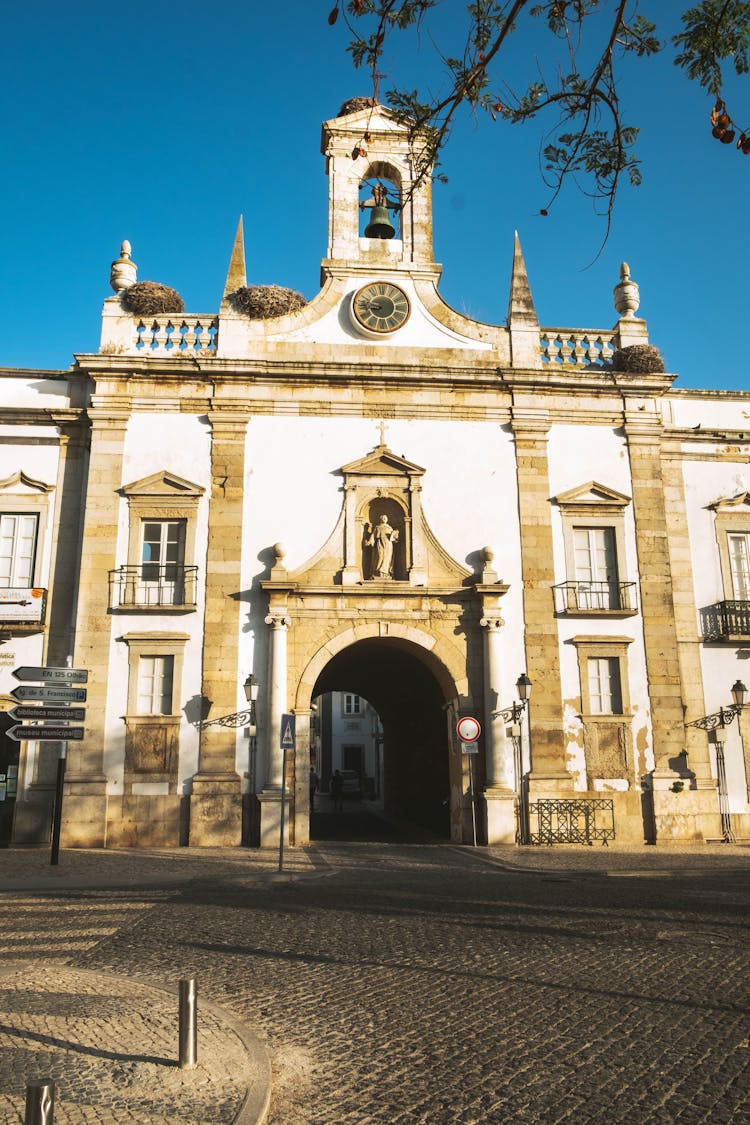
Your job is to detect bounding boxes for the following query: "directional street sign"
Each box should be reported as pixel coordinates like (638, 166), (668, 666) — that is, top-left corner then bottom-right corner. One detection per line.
(7, 724), (85, 742)
(10, 706), (86, 722)
(280, 713), (296, 750)
(11, 685), (87, 703)
(13, 666), (88, 684)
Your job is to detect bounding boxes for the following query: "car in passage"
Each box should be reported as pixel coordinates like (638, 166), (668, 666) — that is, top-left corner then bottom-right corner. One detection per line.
(340, 769), (362, 798)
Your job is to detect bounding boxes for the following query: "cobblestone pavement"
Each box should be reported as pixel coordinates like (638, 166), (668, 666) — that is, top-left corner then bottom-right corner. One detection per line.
(0, 832), (748, 1123)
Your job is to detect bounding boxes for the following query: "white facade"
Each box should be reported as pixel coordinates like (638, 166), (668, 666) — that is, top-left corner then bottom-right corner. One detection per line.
(0, 102), (748, 849)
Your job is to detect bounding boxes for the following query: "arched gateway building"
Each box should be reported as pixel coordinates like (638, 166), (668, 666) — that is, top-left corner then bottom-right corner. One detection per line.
(1, 101), (749, 849)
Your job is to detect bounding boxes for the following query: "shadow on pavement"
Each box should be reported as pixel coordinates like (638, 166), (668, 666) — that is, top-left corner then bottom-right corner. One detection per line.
(310, 800), (444, 844)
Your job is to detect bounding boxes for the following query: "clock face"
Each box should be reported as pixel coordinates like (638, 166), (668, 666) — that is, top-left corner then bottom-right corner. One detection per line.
(352, 282), (410, 334)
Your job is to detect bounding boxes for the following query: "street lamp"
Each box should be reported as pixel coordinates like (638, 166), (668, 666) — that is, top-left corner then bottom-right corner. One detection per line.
(492, 672), (533, 845)
(199, 674), (259, 729)
(687, 679), (747, 843)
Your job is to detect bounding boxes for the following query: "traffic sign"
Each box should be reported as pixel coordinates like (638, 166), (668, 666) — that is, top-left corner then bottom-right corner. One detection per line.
(11, 685), (87, 703)
(280, 713), (296, 749)
(456, 716), (481, 743)
(10, 706), (86, 722)
(7, 725), (84, 742)
(461, 741), (479, 755)
(13, 666), (88, 684)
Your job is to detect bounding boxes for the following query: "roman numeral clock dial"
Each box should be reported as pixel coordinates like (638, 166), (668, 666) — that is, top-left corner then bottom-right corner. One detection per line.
(351, 282), (411, 335)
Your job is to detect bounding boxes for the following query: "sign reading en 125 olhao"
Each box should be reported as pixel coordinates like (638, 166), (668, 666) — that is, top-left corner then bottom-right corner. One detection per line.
(13, 666), (89, 684)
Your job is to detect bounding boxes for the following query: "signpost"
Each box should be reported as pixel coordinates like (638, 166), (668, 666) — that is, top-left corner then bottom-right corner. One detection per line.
(12, 686), (87, 703)
(10, 707), (86, 723)
(13, 666), (88, 683)
(7, 724), (85, 742)
(279, 713), (295, 873)
(456, 716), (481, 847)
(11, 662), (87, 865)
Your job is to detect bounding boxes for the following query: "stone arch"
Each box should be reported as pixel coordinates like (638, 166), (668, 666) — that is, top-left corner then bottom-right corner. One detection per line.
(294, 622), (469, 713)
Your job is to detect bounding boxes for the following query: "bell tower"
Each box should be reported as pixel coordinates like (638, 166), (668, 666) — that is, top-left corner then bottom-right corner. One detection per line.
(320, 98), (441, 283)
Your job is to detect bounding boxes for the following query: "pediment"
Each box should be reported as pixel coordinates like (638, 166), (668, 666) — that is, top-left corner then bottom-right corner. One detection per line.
(553, 481), (630, 508)
(121, 471), (205, 498)
(710, 490), (750, 513)
(0, 470), (54, 495)
(325, 104), (400, 131)
(340, 445), (425, 478)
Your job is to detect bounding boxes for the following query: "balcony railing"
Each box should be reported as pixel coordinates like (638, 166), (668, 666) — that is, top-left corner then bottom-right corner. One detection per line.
(553, 580), (637, 614)
(701, 599), (750, 641)
(109, 565), (198, 610)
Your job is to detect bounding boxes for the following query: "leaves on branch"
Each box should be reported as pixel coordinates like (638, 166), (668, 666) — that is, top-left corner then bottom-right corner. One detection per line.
(327, 1), (750, 236)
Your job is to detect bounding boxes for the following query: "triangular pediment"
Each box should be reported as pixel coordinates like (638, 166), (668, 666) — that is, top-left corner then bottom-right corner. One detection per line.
(710, 490), (750, 512)
(121, 471), (205, 498)
(0, 470), (54, 494)
(325, 103), (400, 132)
(554, 481), (630, 508)
(340, 445), (425, 478)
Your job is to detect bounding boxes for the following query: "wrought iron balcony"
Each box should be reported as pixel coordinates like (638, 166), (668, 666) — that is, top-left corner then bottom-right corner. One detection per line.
(109, 565), (198, 610)
(553, 580), (637, 614)
(701, 599), (750, 641)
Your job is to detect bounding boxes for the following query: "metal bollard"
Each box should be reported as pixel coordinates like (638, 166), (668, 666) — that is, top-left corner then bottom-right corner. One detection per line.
(24, 1079), (55, 1125)
(178, 977), (197, 1069)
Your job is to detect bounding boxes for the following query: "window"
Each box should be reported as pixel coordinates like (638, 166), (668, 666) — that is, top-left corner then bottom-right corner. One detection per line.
(571, 636), (633, 718)
(344, 694), (361, 715)
(137, 655), (174, 715)
(0, 514), (38, 587)
(115, 472), (204, 610)
(138, 520), (187, 603)
(573, 527), (619, 609)
(728, 532), (750, 599)
(554, 482), (635, 615)
(587, 657), (623, 715)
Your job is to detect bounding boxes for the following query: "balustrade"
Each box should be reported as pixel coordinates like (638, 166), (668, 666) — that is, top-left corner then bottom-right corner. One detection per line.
(540, 330), (615, 368)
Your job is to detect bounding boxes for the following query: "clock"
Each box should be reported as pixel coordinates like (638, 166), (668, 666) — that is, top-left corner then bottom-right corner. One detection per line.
(351, 282), (411, 335)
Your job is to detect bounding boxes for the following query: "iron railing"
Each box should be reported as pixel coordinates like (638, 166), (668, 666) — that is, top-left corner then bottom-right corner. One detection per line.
(530, 798), (615, 845)
(553, 580), (637, 614)
(109, 565), (198, 609)
(701, 599), (750, 640)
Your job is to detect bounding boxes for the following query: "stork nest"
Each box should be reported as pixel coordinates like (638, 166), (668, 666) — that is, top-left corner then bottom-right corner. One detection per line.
(121, 281), (184, 317)
(338, 96), (375, 117)
(228, 285), (307, 319)
(610, 344), (665, 374)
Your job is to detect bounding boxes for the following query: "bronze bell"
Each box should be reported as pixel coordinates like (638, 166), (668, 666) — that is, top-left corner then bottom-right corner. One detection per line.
(364, 204), (396, 240)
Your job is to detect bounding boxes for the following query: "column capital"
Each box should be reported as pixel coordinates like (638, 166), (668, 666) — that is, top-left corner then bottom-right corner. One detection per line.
(480, 616), (505, 631)
(265, 613), (292, 629)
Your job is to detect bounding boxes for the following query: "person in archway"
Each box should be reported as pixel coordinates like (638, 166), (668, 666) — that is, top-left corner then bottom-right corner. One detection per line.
(330, 768), (344, 812)
(309, 765), (319, 812)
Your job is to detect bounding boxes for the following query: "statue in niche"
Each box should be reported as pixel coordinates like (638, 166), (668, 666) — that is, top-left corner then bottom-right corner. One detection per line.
(365, 514), (399, 579)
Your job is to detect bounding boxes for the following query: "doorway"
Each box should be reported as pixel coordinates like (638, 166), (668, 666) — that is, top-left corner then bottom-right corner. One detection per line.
(309, 638), (453, 841)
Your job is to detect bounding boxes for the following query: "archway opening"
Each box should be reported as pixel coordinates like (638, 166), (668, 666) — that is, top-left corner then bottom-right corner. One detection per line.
(310, 638), (451, 840)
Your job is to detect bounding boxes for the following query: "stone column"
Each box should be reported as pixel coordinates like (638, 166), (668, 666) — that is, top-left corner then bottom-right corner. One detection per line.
(191, 415), (248, 846)
(342, 484), (360, 585)
(625, 416), (720, 841)
(512, 415), (571, 794)
(15, 421), (89, 845)
(481, 615), (516, 845)
(61, 410), (129, 847)
(259, 611), (291, 847)
(263, 612), (291, 788)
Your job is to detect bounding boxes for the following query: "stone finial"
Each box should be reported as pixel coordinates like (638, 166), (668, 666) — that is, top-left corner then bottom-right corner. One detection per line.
(109, 240), (137, 293)
(223, 217), (247, 299)
(479, 546), (498, 584)
(613, 261), (640, 318)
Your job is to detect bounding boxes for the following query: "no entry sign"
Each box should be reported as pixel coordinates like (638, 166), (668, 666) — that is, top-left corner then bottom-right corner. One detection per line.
(456, 716), (481, 743)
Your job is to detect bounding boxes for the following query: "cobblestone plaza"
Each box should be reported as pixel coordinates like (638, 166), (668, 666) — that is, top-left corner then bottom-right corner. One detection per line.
(0, 820), (748, 1122)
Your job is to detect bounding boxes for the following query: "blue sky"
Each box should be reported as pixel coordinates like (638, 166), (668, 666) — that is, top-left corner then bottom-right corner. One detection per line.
(1, 2), (748, 392)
